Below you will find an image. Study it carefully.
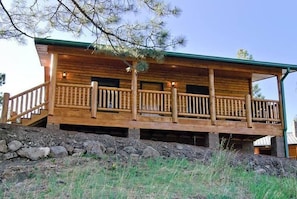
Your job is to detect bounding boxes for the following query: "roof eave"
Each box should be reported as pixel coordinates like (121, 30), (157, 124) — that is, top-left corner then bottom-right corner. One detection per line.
(34, 37), (297, 71)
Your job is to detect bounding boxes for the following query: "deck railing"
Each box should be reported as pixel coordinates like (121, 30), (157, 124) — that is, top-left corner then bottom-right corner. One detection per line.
(216, 96), (246, 120)
(56, 83), (91, 109)
(1, 82), (49, 123)
(1, 82), (282, 126)
(98, 86), (131, 112)
(252, 99), (280, 123)
(138, 89), (172, 115)
(178, 93), (210, 118)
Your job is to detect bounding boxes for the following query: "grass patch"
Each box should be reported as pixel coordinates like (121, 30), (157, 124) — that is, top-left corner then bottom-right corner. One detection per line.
(1, 150), (296, 199)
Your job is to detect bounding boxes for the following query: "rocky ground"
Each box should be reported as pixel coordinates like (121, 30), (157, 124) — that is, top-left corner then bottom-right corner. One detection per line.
(0, 123), (296, 184)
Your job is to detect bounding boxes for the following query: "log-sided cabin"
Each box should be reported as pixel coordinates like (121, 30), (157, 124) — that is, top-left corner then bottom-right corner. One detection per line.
(1, 38), (297, 157)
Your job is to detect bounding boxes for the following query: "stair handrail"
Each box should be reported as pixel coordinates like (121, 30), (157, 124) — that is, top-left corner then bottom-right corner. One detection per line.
(1, 81), (50, 123)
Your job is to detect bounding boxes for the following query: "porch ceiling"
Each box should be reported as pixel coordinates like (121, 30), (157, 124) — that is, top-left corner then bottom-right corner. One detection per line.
(252, 73), (275, 82)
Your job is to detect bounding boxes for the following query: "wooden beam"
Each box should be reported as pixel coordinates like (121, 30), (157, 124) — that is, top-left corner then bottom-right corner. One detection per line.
(171, 87), (178, 123)
(0, 93), (10, 123)
(48, 53), (58, 115)
(245, 94), (253, 128)
(91, 81), (98, 118)
(131, 62), (138, 121)
(209, 68), (216, 125)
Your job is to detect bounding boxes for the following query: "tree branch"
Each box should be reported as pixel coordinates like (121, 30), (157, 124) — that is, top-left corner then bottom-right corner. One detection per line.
(0, 0), (34, 39)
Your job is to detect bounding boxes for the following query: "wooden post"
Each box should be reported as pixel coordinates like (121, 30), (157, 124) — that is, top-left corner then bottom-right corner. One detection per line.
(209, 68), (216, 125)
(171, 87), (178, 123)
(131, 63), (138, 121)
(0, 93), (10, 123)
(48, 53), (58, 116)
(91, 81), (98, 118)
(245, 94), (252, 128)
(277, 75), (284, 129)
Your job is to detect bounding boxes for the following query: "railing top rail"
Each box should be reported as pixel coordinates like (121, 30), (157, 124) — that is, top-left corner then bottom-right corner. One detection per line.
(178, 92), (209, 98)
(10, 81), (50, 100)
(252, 98), (279, 103)
(216, 95), (245, 100)
(138, 89), (171, 94)
(57, 83), (92, 88)
(98, 86), (131, 92)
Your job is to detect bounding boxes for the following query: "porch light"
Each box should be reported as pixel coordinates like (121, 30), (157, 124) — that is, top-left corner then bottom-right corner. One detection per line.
(62, 72), (67, 79)
(171, 81), (176, 87)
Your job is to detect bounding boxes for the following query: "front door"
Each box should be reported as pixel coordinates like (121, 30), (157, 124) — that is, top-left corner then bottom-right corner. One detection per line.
(91, 77), (120, 109)
(186, 85), (209, 115)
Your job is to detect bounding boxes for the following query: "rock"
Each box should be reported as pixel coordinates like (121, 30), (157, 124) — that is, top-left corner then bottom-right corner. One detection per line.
(73, 148), (86, 154)
(0, 140), (8, 153)
(106, 147), (116, 154)
(61, 142), (74, 154)
(4, 152), (18, 160)
(72, 148), (86, 157)
(8, 140), (23, 152)
(123, 146), (137, 154)
(176, 144), (183, 150)
(50, 146), (68, 158)
(83, 141), (106, 158)
(118, 150), (129, 160)
(142, 146), (160, 159)
(255, 168), (266, 175)
(17, 147), (50, 161)
(130, 153), (140, 161)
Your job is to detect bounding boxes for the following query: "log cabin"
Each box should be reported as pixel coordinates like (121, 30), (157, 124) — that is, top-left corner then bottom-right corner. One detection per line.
(1, 38), (297, 157)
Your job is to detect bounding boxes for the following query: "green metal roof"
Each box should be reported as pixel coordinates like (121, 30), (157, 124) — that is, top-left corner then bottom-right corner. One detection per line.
(34, 38), (297, 70)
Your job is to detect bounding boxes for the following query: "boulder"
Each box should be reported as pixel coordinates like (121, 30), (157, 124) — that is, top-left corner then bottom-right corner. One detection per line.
(142, 146), (160, 159)
(83, 141), (106, 158)
(17, 147), (50, 161)
(50, 146), (68, 158)
(61, 142), (74, 154)
(72, 148), (86, 157)
(0, 140), (8, 153)
(176, 144), (183, 150)
(8, 140), (23, 152)
(4, 152), (18, 160)
(123, 146), (137, 154)
(106, 147), (116, 154)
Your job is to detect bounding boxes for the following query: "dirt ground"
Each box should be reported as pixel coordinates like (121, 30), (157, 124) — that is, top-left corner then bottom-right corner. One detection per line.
(0, 123), (296, 184)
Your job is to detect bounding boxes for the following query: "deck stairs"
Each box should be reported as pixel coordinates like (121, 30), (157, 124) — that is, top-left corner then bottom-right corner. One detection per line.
(1, 82), (49, 127)
(19, 109), (48, 126)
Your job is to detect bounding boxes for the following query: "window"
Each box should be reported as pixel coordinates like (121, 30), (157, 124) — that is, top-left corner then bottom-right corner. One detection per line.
(140, 81), (164, 91)
(186, 85), (209, 95)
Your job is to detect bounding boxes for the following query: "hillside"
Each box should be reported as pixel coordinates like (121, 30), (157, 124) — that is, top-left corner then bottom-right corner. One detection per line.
(0, 124), (296, 198)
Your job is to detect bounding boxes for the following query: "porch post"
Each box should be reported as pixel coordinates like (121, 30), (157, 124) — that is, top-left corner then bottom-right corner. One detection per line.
(245, 94), (253, 128)
(277, 75), (284, 129)
(131, 62), (138, 121)
(0, 93), (10, 123)
(48, 53), (58, 116)
(91, 81), (98, 118)
(171, 87), (178, 123)
(209, 68), (216, 125)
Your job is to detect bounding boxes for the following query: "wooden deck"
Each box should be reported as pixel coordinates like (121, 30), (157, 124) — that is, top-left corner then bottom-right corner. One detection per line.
(51, 82), (282, 137)
(1, 81), (282, 137)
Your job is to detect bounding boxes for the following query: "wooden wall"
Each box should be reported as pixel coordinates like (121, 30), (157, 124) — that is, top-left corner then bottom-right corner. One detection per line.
(55, 53), (250, 98)
(289, 145), (297, 159)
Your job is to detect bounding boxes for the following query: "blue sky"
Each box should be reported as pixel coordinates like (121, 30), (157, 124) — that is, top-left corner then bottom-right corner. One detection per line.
(0, 0), (296, 131)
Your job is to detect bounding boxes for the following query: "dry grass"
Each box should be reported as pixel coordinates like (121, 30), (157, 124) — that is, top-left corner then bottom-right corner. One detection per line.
(1, 150), (296, 199)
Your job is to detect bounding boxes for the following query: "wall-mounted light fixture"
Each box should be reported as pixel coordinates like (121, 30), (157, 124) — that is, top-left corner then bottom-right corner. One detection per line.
(171, 81), (176, 87)
(62, 72), (67, 79)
